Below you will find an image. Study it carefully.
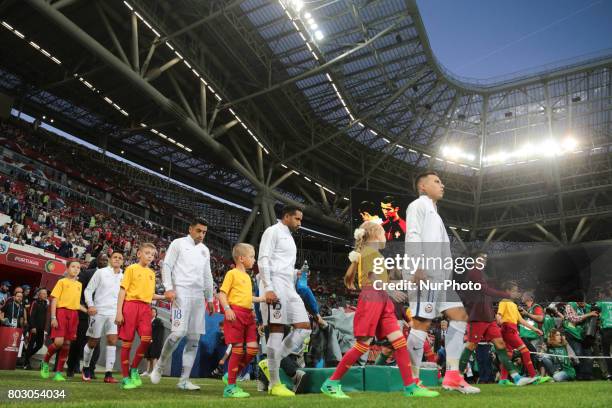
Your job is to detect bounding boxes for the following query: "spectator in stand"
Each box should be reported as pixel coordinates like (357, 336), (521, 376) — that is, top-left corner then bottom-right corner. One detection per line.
(58, 238), (74, 258)
(0, 280), (11, 307)
(23, 288), (49, 369)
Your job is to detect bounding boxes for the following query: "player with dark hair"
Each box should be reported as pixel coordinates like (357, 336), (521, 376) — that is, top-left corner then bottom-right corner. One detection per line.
(151, 219), (215, 390)
(380, 195), (406, 241)
(405, 171), (479, 393)
(257, 205), (310, 397)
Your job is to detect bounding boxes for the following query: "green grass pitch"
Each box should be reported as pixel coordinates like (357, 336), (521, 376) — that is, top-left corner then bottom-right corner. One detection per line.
(0, 371), (610, 407)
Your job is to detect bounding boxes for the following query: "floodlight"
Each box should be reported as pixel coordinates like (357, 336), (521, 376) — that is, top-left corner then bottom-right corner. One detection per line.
(561, 137), (577, 151)
(541, 139), (560, 157)
(292, 0), (304, 11)
(314, 30), (324, 40)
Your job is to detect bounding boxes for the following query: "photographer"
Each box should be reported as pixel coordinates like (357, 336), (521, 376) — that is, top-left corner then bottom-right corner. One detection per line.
(564, 299), (599, 380)
(518, 291), (544, 367)
(541, 329), (576, 382)
(595, 295), (612, 380)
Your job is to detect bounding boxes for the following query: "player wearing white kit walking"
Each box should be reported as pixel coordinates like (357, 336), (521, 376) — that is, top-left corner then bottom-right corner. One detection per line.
(404, 171), (479, 394)
(82, 251), (124, 383)
(150, 219), (215, 390)
(258, 205), (311, 397)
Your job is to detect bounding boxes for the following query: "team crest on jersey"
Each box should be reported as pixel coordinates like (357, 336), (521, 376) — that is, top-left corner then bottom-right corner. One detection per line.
(173, 319), (181, 327)
(272, 302), (282, 319)
(424, 303), (433, 313)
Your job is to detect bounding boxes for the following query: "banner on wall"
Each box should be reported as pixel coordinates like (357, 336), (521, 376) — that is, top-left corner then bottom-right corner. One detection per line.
(0, 241), (66, 275)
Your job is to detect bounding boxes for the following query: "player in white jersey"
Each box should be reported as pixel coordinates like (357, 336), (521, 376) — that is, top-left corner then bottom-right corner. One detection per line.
(404, 171), (478, 394)
(82, 251), (124, 383)
(258, 205), (311, 397)
(150, 218), (214, 390)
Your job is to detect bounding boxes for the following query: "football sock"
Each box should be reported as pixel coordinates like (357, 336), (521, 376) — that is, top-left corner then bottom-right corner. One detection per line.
(158, 331), (183, 369)
(131, 336), (151, 369)
(407, 329), (427, 377)
(121, 342), (132, 378)
(105, 346), (116, 372)
(180, 335), (199, 382)
(266, 332), (283, 386)
(330, 341), (369, 381)
(392, 337), (415, 386)
(445, 321), (467, 371)
(227, 346), (244, 385)
(280, 328), (311, 359)
(83, 344), (94, 368)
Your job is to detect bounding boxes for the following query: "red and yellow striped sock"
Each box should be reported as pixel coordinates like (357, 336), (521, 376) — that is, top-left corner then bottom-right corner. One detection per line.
(391, 337), (415, 386)
(121, 342), (132, 378)
(131, 336), (151, 369)
(227, 347), (244, 385)
(44, 343), (58, 363)
(330, 341), (369, 381)
(520, 347), (536, 377)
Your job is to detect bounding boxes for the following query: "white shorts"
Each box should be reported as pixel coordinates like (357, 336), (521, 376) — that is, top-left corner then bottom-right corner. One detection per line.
(259, 280), (309, 325)
(86, 314), (117, 338)
(171, 296), (205, 335)
(408, 286), (463, 320)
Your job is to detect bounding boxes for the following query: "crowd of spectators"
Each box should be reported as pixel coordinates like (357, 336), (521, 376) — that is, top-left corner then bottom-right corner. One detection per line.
(0, 119), (185, 219)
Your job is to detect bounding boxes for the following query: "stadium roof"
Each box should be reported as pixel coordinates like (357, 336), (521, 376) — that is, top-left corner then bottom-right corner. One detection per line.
(2, 0), (611, 244)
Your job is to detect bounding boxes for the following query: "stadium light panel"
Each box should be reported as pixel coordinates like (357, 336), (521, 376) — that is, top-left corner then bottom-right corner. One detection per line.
(314, 30), (324, 40)
(292, 0), (304, 11)
(541, 139), (560, 157)
(562, 137), (577, 151)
